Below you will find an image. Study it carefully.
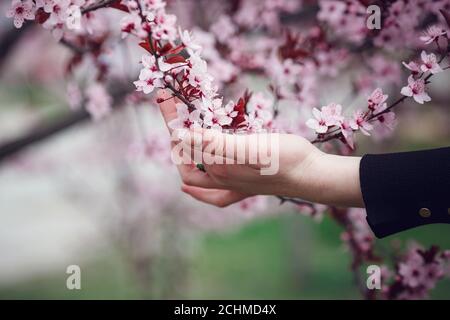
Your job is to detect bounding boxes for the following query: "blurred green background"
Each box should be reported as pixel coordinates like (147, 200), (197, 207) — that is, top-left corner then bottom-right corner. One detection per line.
(2, 213), (450, 299)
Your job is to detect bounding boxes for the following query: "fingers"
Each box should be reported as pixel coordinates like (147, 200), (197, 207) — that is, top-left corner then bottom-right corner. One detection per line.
(181, 184), (249, 208)
(177, 164), (227, 189)
(156, 90), (243, 192)
(181, 129), (274, 168)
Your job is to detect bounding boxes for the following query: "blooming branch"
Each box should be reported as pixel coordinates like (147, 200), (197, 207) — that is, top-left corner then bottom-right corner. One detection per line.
(309, 36), (450, 148)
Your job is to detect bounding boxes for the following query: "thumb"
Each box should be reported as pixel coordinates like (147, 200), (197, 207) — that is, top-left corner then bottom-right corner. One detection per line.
(156, 89), (178, 134)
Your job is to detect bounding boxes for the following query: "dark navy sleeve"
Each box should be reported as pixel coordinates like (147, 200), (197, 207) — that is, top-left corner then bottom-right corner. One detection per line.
(359, 147), (450, 238)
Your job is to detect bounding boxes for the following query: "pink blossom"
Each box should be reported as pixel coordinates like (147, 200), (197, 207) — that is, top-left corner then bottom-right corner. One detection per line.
(168, 104), (201, 130)
(322, 103), (344, 125)
(394, 245), (450, 296)
(43, 0), (71, 26)
(399, 262), (426, 288)
(368, 55), (401, 86)
(402, 61), (421, 75)
(208, 58), (238, 85)
(239, 196), (267, 215)
(339, 119), (355, 149)
(79, 10), (105, 35)
(371, 100), (397, 138)
(66, 5), (81, 30)
(401, 75), (431, 104)
(246, 92), (273, 124)
(6, 0), (35, 28)
(188, 28), (237, 86)
(350, 110), (372, 135)
(422, 263), (445, 290)
(178, 27), (202, 54)
(141, 54), (160, 71)
(420, 25), (446, 44)
(157, 57), (185, 73)
(120, 13), (147, 39)
(374, 27), (401, 51)
(210, 15), (236, 44)
(306, 103), (343, 134)
(85, 83), (112, 121)
(34, 0), (45, 8)
(375, 109), (397, 131)
(134, 54), (164, 94)
(317, 0), (347, 23)
(134, 68), (163, 94)
(187, 53), (214, 94)
(367, 88), (388, 110)
(306, 109), (328, 134)
(128, 133), (171, 165)
(232, 0), (299, 31)
(151, 11), (177, 42)
(269, 58), (303, 85)
(345, 208), (374, 253)
(420, 51), (443, 74)
(202, 98), (233, 129)
(317, 0), (367, 43)
(244, 112), (264, 132)
(223, 101), (238, 119)
(316, 49), (349, 77)
(373, 1), (425, 51)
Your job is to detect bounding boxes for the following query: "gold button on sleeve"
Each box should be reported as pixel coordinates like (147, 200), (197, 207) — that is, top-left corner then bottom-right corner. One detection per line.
(419, 208), (431, 218)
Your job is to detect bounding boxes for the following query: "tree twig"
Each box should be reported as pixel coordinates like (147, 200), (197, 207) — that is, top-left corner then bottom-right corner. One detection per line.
(81, 0), (118, 14)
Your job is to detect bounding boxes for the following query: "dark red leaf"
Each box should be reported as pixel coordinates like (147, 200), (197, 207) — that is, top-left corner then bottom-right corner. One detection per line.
(165, 55), (186, 64)
(227, 90), (252, 129)
(35, 8), (49, 24)
(110, 0), (129, 12)
(167, 44), (185, 55)
(158, 42), (173, 56)
(278, 30), (310, 61)
(139, 40), (152, 53)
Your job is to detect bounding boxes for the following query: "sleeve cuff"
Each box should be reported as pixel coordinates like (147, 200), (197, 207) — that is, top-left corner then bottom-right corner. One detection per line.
(359, 148), (450, 238)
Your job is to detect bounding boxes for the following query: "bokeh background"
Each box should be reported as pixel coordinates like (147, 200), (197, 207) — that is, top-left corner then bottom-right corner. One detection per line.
(1, 1), (450, 299)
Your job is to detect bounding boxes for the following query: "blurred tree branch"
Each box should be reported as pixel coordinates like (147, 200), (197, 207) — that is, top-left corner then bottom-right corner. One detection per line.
(0, 23), (33, 70)
(0, 81), (134, 163)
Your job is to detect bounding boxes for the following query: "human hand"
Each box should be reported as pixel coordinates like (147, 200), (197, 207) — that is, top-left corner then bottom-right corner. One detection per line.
(157, 90), (364, 208)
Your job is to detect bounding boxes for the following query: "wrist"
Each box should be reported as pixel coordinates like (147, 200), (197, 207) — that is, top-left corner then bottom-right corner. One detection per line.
(290, 151), (364, 207)
(317, 154), (364, 207)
